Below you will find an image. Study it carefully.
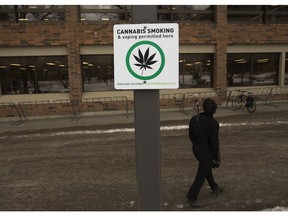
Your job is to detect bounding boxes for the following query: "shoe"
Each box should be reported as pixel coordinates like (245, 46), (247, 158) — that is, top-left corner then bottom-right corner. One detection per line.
(212, 186), (224, 196)
(186, 199), (206, 208)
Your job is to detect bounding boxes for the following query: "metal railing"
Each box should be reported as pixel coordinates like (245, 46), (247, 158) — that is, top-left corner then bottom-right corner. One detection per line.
(224, 86), (288, 110)
(160, 93), (184, 110)
(18, 99), (72, 121)
(82, 96), (129, 118)
(180, 91), (217, 113)
(1, 87), (287, 121)
(0, 102), (23, 123)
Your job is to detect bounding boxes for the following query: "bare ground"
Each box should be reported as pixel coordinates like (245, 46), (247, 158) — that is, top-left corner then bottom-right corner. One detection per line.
(0, 111), (287, 211)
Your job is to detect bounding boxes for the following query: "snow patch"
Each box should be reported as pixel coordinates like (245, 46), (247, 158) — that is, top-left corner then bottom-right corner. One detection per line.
(263, 206), (288, 211)
(9, 120), (288, 139)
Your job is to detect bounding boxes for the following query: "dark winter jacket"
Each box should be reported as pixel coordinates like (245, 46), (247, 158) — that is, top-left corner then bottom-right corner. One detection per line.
(189, 112), (219, 162)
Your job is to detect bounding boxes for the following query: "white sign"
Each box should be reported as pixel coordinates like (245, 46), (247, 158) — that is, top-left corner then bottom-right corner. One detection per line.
(113, 23), (179, 90)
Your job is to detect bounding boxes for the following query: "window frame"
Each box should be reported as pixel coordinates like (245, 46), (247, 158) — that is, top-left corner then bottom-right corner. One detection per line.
(227, 5), (288, 24)
(157, 5), (215, 23)
(0, 5), (65, 22)
(81, 54), (115, 92)
(285, 52), (288, 85)
(79, 5), (131, 22)
(227, 53), (280, 87)
(0, 55), (69, 95)
(179, 53), (214, 88)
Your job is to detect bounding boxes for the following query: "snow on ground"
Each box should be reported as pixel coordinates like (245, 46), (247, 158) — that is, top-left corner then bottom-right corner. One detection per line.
(5, 120), (288, 140)
(262, 206), (288, 211)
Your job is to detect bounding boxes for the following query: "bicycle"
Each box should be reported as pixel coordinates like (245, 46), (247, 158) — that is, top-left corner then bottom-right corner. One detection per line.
(191, 93), (202, 114)
(234, 90), (257, 113)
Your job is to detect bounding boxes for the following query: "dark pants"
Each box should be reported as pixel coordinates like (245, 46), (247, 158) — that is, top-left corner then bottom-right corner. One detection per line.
(187, 158), (218, 201)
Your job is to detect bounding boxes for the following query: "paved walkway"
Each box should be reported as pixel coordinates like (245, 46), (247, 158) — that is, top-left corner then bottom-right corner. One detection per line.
(1, 100), (288, 134)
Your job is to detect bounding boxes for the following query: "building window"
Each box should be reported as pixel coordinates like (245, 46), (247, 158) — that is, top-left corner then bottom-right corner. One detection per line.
(0, 6), (15, 21)
(228, 5), (288, 23)
(267, 5), (288, 23)
(0, 56), (68, 94)
(227, 5), (264, 23)
(82, 55), (114, 91)
(0, 5), (65, 22)
(82, 53), (213, 91)
(285, 53), (288, 85)
(227, 53), (279, 87)
(79, 5), (131, 21)
(158, 5), (214, 22)
(179, 54), (214, 88)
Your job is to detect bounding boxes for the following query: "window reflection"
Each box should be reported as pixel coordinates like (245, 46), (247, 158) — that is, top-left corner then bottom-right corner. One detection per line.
(80, 5), (131, 21)
(0, 6), (15, 21)
(82, 55), (114, 91)
(81, 54), (213, 92)
(0, 56), (68, 94)
(17, 5), (64, 21)
(227, 53), (279, 87)
(227, 5), (264, 23)
(179, 54), (213, 88)
(158, 5), (214, 22)
(0, 5), (65, 22)
(228, 5), (288, 23)
(267, 5), (288, 23)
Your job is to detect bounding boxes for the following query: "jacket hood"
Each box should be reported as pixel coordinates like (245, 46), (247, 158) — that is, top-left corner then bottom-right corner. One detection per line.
(203, 98), (217, 115)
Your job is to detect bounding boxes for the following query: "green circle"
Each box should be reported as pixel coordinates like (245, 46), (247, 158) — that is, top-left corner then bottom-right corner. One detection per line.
(126, 40), (165, 80)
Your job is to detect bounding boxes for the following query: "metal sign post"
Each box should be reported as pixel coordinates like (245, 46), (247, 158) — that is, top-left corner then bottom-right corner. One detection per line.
(132, 5), (161, 211)
(113, 5), (178, 210)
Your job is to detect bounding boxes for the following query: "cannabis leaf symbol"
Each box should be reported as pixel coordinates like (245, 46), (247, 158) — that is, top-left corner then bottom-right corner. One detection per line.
(133, 47), (158, 76)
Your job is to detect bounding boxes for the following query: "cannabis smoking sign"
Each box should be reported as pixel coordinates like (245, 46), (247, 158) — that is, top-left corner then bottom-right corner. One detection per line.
(114, 23), (179, 90)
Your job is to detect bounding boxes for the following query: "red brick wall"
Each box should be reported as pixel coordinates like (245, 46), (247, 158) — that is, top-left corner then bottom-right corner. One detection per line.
(65, 6), (83, 100)
(215, 6), (228, 92)
(227, 24), (288, 44)
(1, 5), (288, 117)
(78, 22), (114, 45)
(179, 23), (217, 44)
(0, 23), (67, 46)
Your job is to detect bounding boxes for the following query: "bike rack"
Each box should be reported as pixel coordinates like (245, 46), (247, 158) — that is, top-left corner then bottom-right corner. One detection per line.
(70, 99), (81, 122)
(181, 91), (217, 114)
(160, 93), (184, 110)
(224, 87), (288, 111)
(0, 102), (24, 124)
(18, 101), (34, 121)
(82, 96), (129, 119)
(247, 87), (278, 107)
(224, 90), (239, 111)
(263, 88), (279, 107)
(2, 87), (287, 121)
(18, 99), (76, 121)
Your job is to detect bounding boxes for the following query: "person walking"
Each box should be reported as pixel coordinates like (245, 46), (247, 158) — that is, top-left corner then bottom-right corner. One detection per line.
(186, 98), (223, 208)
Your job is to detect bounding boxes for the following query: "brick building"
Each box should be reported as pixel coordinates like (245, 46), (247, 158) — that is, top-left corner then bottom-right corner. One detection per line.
(0, 5), (288, 118)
